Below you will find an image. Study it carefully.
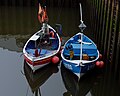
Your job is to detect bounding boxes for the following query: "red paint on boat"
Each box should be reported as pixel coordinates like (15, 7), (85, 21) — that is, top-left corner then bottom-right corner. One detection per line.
(24, 55), (33, 65)
(24, 55), (52, 66)
(33, 57), (52, 66)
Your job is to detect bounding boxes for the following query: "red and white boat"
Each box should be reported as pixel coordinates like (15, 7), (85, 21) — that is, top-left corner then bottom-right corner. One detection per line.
(23, 24), (61, 72)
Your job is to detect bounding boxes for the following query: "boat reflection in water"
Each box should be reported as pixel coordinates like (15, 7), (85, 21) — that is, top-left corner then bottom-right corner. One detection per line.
(61, 63), (99, 96)
(24, 61), (59, 96)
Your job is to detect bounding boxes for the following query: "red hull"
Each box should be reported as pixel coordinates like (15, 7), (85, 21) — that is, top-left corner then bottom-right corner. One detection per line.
(24, 55), (52, 66)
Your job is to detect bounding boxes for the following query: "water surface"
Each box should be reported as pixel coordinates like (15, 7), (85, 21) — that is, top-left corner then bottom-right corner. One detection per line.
(0, 6), (120, 96)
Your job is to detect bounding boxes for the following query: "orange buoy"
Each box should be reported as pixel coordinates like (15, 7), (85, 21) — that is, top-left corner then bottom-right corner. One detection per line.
(95, 61), (104, 68)
(99, 61), (104, 68)
(52, 56), (60, 64)
(95, 61), (100, 67)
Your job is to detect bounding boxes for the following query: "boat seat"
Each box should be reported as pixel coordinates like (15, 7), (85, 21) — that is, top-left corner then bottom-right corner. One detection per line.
(64, 44), (97, 56)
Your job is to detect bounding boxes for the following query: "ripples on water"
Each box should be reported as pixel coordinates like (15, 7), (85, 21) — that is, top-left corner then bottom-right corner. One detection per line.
(0, 6), (120, 96)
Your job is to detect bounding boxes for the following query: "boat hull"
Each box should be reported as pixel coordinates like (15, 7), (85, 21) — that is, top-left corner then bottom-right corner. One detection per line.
(24, 55), (52, 72)
(62, 60), (95, 77)
(61, 33), (99, 78)
(23, 24), (61, 72)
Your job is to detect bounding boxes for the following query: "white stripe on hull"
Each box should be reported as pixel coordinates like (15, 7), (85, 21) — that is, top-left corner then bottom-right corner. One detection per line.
(26, 61), (49, 72)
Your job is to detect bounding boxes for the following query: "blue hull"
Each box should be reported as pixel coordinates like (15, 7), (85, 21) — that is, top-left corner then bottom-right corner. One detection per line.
(62, 60), (95, 75)
(61, 33), (99, 77)
(61, 4), (99, 78)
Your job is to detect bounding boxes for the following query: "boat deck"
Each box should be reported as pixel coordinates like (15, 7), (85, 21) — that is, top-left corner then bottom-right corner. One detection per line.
(25, 36), (59, 57)
(63, 42), (98, 61)
(26, 48), (56, 57)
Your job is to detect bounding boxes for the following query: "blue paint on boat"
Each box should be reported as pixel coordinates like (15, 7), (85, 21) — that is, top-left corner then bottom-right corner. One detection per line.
(61, 33), (99, 78)
(61, 4), (99, 78)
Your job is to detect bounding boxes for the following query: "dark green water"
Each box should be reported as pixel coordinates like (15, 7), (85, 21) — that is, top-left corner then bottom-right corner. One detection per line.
(0, 6), (120, 96)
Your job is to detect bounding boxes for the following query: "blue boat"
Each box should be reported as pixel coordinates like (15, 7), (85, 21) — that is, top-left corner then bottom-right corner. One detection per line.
(61, 4), (99, 78)
(23, 5), (61, 72)
(23, 24), (61, 72)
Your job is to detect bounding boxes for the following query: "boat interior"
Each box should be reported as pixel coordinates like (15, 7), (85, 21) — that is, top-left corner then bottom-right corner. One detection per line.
(63, 34), (98, 61)
(25, 29), (59, 57)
